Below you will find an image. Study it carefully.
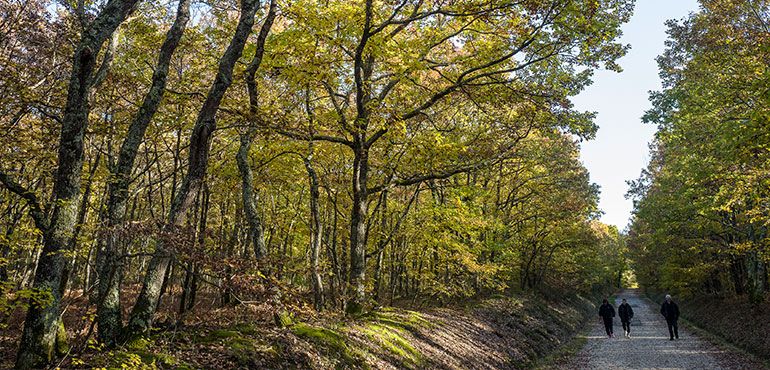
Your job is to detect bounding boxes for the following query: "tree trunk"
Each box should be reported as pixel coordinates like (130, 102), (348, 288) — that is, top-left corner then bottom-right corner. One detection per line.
(60, 151), (100, 297)
(95, 0), (190, 346)
(346, 145), (368, 314)
(236, 131), (267, 259)
(325, 200), (340, 308)
(373, 190), (387, 303)
(0, 207), (24, 282)
(15, 1), (139, 367)
(304, 148), (324, 311)
(222, 204), (241, 305)
(125, 0), (259, 336)
(238, 0), (276, 261)
(747, 251), (766, 303)
(181, 184), (208, 315)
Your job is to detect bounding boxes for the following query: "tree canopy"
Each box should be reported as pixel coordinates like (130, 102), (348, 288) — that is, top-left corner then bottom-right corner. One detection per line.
(0, 0), (632, 367)
(628, 0), (769, 303)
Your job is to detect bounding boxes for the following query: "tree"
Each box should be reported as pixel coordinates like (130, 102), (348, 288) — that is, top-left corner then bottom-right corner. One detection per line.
(261, 0), (632, 313)
(95, 0), (191, 346)
(628, 0), (769, 302)
(126, 0), (262, 335)
(0, 0), (141, 366)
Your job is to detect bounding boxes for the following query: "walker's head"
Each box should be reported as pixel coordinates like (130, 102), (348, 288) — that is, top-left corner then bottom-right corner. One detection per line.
(622, 298), (627, 303)
(665, 294), (671, 301)
(602, 298), (608, 304)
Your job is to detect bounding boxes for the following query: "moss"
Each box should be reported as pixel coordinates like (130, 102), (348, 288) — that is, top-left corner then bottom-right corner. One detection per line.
(364, 309), (432, 332)
(361, 323), (422, 367)
(291, 323), (365, 367)
(233, 323), (259, 335)
(108, 350), (170, 370)
(209, 329), (240, 339)
(226, 338), (257, 366)
(125, 336), (153, 351)
(190, 325), (279, 367)
(274, 310), (294, 327)
(101, 335), (189, 370)
(55, 320), (70, 356)
(345, 301), (365, 316)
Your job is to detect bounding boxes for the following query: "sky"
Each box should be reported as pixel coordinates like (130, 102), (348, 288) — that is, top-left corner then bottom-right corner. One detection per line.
(573, 0), (700, 230)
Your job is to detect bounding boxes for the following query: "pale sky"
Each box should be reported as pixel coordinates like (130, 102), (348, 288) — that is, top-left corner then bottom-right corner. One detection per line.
(573, 0), (700, 230)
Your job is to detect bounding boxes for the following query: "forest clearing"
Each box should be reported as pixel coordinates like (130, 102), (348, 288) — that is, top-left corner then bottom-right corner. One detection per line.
(0, 0), (768, 368)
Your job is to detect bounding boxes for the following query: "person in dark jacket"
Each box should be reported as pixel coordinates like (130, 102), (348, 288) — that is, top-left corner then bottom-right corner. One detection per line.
(599, 298), (616, 338)
(618, 298), (634, 338)
(660, 294), (680, 340)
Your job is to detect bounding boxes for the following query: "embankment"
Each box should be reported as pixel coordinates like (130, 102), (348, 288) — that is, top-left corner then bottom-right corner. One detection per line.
(646, 290), (770, 363)
(82, 291), (603, 369)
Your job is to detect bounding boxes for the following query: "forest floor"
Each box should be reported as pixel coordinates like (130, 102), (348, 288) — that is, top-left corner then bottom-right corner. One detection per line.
(560, 289), (767, 370)
(3, 288), (766, 369)
(0, 289), (599, 369)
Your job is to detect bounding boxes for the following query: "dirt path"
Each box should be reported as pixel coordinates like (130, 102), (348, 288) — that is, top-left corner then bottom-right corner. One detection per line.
(565, 289), (762, 369)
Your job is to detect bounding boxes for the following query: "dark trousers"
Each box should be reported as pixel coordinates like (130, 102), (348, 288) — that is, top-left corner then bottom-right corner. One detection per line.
(603, 318), (613, 336)
(666, 319), (679, 339)
(621, 320), (631, 334)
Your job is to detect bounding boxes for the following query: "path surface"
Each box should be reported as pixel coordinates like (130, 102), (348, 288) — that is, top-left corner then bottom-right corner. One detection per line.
(567, 289), (762, 370)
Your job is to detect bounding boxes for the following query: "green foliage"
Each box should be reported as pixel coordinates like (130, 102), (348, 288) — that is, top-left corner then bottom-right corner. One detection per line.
(0, 0), (636, 366)
(629, 0), (769, 300)
(0, 285), (54, 330)
(97, 336), (189, 369)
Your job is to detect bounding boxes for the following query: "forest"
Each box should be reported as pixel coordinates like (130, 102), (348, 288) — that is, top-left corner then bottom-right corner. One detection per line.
(627, 0), (769, 303)
(0, 0), (637, 368)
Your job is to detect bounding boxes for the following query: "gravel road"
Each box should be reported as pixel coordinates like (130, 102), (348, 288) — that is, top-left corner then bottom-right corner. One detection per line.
(566, 289), (764, 370)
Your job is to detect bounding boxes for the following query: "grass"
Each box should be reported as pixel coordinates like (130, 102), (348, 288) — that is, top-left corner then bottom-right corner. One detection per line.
(291, 322), (366, 368)
(360, 323), (423, 367)
(363, 308), (433, 331)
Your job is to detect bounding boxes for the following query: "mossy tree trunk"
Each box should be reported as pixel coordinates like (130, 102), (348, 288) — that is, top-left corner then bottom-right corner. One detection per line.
(14, 0), (140, 367)
(304, 146), (324, 311)
(238, 0), (276, 261)
(126, 0), (260, 336)
(95, 0), (190, 347)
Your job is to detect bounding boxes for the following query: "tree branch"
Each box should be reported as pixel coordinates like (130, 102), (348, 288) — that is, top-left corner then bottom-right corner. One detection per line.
(0, 169), (49, 231)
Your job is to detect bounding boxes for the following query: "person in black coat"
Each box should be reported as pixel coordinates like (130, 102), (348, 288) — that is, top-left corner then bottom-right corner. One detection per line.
(599, 298), (616, 338)
(618, 298), (634, 338)
(660, 294), (680, 340)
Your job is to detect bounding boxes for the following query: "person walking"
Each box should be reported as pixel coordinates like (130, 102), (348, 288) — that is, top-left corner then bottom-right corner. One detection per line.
(660, 294), (680, 340)
(618, 298), (634, 338)
(599, 298), (616, 338)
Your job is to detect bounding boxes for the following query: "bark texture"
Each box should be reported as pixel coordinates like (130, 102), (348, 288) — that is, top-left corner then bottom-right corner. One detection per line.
(125, 0), (260, 336)
(237, 0), (276, 260)
(15, 0), (139, 367)
(95, 0), (191, 346)
(304, 149), (324, 311)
